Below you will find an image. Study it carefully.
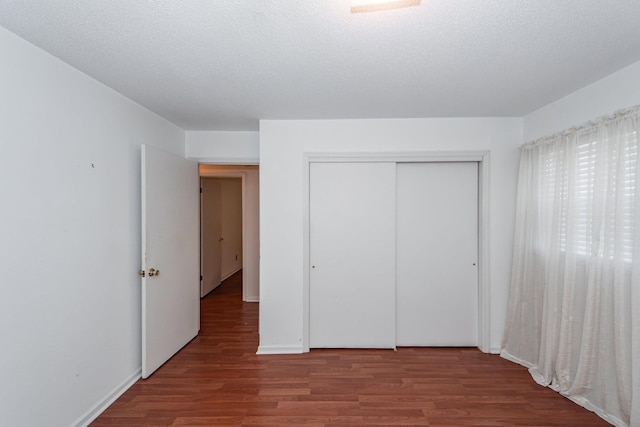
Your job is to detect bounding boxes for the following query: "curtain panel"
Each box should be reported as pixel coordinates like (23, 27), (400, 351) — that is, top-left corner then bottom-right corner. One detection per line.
(502, 106), (640, 427)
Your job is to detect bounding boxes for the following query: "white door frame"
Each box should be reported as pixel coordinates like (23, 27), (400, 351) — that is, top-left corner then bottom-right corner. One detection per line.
(199, 170), (250, 301)
(302, 151), (492, 353)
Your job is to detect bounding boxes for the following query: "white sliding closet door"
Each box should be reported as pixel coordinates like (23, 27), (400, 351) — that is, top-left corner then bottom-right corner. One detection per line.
(309, 162), (396, 348)
(396, 162), (478, 346)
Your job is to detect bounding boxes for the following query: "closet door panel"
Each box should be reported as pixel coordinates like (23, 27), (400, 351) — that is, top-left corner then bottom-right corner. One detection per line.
(396, 162), (478, 346)
(309, 162), (396, 348)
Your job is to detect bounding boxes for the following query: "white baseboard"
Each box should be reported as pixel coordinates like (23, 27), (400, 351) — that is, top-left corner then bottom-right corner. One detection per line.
(221, 265), (243, 282)
(72, 368), (141, 427)
(243, 296), (259, 302)
(256, 344), (304, 355)
(490, 345), (501, 354)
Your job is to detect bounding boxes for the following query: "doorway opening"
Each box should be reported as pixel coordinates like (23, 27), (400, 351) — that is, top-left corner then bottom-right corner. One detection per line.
(199, 164), (259, 303)
(201, 177), (242, 297)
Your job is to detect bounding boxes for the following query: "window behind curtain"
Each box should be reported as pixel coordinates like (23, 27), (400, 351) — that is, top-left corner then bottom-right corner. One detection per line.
(540, 129), (638, 262)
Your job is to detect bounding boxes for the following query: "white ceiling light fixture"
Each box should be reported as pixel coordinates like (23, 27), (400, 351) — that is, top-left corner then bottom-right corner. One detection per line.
(351, 0), (421, 13)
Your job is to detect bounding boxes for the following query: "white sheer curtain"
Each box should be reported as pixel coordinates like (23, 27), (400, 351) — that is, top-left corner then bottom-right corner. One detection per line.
(502, 106), (640, 427)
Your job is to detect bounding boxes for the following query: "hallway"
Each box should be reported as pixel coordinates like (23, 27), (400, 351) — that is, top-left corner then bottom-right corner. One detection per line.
(92, 270), (607, 426)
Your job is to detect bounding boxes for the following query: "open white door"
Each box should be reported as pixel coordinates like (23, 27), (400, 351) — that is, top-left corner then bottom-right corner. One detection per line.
(141, 145), (200, 378)
(200, 178), (222, 297)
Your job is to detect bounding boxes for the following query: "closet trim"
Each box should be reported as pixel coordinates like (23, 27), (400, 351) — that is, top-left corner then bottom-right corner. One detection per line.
(302, 151), (492, 353)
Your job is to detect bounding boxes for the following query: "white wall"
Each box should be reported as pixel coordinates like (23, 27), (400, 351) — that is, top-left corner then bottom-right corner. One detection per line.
(186, 131), (259, 164)
(258, 118), (522, 354)
(0, 27), (185, 427)
(524, 60), (640, 141)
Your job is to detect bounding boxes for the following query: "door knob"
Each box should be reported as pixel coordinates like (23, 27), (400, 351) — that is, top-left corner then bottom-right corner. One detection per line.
(148, 268), (160, 277)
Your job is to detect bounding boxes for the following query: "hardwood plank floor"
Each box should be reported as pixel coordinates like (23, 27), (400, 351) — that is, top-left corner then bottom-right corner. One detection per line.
(92, 271), (610, 426)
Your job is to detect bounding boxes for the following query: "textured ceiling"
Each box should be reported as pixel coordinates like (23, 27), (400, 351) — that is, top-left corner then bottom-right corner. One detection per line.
(1, 1), (640, 131)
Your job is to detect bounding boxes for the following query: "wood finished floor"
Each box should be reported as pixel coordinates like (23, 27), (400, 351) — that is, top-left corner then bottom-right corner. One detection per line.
(92, 271), (610, 426)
